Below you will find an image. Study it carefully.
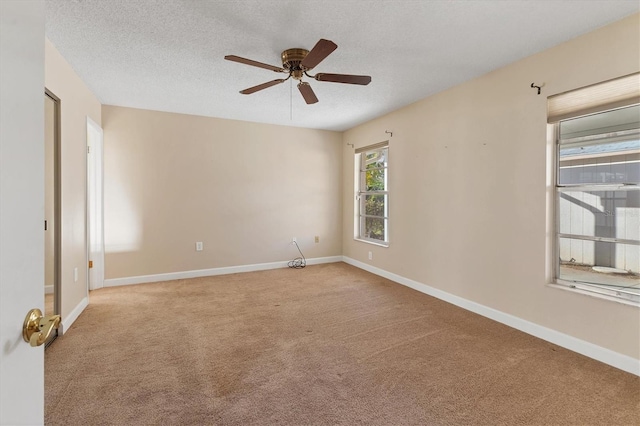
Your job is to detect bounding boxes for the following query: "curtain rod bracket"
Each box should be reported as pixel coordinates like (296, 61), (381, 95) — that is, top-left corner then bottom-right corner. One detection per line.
(385, 130), (393, 137)
(531, 83), (542, 95)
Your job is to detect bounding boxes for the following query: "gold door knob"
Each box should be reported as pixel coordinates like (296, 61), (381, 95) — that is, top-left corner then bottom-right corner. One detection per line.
(22, 308), (61, 347)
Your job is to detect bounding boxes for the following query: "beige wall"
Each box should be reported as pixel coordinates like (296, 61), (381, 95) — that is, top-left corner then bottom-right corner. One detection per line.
(45, 38), (102, 322)
(102, 106), (343, 279)
(342, 14), (640, 359)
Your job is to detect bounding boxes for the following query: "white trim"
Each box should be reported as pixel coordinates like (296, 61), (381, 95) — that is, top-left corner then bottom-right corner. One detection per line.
(354, 238), (389, 248)
(103, 256), (343, 288)
(44, 285), (53, 294)
(86, 116), (105, 291)
(342, 256), (640, 376)
(59, 296), (88, 335)
(550, 282), (639, 307)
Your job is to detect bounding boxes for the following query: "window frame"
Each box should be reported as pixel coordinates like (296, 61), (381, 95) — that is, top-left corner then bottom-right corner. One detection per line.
(553, 106), (640, 305)
(355, 143), (389, 247)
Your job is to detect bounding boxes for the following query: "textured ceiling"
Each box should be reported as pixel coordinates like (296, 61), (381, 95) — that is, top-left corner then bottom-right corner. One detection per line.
(45, 0), (639, 131)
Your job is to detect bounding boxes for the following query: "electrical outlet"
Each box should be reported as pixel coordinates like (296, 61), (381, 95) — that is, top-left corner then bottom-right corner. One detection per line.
(196, 242), (203, 251)
(315, 236), (319, 243)
(368, 251), (372, 260)
(292, 237), (297, 244)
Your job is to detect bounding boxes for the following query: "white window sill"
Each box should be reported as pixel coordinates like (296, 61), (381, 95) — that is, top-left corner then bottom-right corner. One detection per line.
(354, 238), (389, 248)
(547, 281), (640, 307)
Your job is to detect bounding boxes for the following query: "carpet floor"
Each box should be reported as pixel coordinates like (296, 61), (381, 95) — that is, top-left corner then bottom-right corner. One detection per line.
(45, 262), (639, 425)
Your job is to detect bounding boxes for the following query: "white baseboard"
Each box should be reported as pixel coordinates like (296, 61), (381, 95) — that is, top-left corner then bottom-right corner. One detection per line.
(45, 285), (53, 294)
(59, 296), (88, 335)
(103, 256), (344, 288)
(342, 256), (640, 377)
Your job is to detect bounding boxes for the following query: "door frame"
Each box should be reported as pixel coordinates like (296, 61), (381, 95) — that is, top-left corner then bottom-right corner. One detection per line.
(86, 116), (105, 291)
(45, 89), (62, 324)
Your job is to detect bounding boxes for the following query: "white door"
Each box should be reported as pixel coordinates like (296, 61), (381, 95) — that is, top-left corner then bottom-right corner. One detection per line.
(87, 118), (105, 290)
(0, 1), (46, 425)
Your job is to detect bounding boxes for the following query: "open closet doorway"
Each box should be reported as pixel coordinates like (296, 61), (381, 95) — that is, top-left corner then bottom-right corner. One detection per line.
(87, 118), (104, 291)
(44, 90), (61, 342)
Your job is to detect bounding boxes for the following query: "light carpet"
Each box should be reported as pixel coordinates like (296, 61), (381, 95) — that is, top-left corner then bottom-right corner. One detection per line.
(45, 262), (640, 425)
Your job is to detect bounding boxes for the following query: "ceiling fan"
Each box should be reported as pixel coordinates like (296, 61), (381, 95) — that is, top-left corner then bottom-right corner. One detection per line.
(225, 39), (371, 104)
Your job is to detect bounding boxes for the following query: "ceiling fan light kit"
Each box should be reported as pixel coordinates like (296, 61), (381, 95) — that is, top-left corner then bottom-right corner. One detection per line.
(225, 39), (371, 104)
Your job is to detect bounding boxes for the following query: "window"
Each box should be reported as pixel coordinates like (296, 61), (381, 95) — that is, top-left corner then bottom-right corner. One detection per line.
(555, 104), (639, 303)
(355, 142), (389, 245)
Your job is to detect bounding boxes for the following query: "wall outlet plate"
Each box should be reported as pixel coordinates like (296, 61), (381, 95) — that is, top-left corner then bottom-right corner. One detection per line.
(196, 242), (203, 251)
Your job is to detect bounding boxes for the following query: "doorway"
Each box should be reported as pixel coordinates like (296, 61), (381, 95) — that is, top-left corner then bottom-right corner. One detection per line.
(44, 90), (61, 341)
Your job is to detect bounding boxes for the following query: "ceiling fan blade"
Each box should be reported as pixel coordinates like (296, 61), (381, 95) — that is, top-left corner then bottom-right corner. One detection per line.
(298, 82), (319, 104)
(240, 79), (287, 94)
(225, 55), (285, 73)
(300, 39), (337, 70)
(314, 73), (371, 85)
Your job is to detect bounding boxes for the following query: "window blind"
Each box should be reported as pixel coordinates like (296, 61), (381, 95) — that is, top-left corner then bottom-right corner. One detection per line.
(355, 141), (388, 154)
(547, 72), (640, 123)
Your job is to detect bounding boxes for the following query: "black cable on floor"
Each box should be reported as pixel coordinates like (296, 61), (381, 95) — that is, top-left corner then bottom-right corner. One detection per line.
(288, 240), (306, 269)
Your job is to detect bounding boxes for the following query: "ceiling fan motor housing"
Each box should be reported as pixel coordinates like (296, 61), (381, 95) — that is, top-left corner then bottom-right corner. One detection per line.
(281, 48), (309, 79)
